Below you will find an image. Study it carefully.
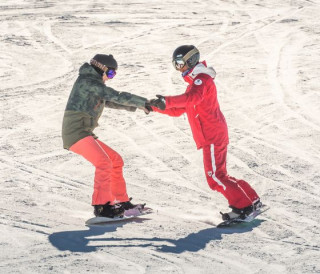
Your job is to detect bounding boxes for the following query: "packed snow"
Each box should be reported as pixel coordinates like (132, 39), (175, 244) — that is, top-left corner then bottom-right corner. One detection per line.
(0, 0), (319, 273)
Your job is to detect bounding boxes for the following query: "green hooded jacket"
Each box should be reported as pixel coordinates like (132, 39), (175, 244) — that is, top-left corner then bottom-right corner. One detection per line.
(62, 63), (147, 149)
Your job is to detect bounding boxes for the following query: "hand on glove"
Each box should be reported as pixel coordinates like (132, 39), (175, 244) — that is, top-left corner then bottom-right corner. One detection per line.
(149, 95), (166, 110)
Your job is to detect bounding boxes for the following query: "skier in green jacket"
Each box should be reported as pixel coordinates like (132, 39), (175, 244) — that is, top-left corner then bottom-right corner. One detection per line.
(62, 54), (150, 218)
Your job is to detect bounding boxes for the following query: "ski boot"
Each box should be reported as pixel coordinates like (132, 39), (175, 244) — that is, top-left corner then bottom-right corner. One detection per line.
(118, 197), (145, 210)
(220, 199), (262, 221)
(118, 198), (146, 216)
(93, 202), (124, 218)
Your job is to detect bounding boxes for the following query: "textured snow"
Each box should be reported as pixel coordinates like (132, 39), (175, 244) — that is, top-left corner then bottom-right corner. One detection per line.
(0, 0), (319, 273)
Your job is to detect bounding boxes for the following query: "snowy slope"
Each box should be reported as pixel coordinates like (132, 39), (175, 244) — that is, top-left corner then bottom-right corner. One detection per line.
(0, 0), (319, 273)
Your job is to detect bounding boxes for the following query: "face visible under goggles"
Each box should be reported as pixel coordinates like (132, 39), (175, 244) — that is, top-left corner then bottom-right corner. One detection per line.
(106, 68), (116, 79)
(172, 58), (185, 70)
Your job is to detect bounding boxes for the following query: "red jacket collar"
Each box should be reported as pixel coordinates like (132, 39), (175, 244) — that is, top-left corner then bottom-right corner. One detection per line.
(182, 61), (207, 84)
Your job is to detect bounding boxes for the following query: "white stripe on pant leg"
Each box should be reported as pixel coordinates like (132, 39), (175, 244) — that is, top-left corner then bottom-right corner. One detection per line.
(210, 144), (226, 191)
(95, 139), (111, 159)
(210, 145), (254, 205)
(237, 184), (253, 204)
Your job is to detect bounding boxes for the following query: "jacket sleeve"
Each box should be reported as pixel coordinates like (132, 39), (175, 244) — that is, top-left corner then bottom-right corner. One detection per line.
(105, 101), (137, 112)
(152, 106), (185, 117)
(165, 75), (208, 108)
(103, 86), (147, 108)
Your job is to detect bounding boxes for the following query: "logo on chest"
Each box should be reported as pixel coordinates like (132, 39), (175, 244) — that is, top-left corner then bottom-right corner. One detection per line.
(194, 79), (202, 85)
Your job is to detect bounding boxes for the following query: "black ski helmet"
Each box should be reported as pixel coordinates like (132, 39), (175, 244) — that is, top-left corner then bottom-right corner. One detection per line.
(90, 54), (118, 75)
(172, 45), (200, 70)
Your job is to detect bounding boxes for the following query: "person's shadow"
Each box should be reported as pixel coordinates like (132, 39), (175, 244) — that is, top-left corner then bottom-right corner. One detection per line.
(49, 218), (265, 253)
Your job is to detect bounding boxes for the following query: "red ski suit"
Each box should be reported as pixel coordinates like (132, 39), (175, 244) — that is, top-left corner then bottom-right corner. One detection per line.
(153, 62), (259, 209)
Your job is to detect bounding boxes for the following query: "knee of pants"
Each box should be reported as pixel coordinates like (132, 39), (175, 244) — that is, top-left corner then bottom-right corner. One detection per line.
(95, 158), (112, 170)
(206, 175), (225, 192)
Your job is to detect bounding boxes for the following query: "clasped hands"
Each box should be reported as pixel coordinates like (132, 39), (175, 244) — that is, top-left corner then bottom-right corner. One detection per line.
(141, 95), (166, 114)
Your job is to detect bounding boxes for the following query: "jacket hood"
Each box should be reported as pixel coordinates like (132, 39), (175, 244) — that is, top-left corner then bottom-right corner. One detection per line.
(79, 63), (102, 80)
(183, 61), (216, 84)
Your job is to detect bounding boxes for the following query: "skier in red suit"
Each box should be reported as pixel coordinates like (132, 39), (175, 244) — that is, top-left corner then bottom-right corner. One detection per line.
(148, 45), (261, 220)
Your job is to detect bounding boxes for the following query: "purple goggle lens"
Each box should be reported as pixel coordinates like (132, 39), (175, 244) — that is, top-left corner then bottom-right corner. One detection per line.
(106, 68), (116, 79)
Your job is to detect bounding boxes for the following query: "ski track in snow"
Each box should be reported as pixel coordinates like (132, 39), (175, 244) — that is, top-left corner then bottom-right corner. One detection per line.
(0, 0), (319, 273)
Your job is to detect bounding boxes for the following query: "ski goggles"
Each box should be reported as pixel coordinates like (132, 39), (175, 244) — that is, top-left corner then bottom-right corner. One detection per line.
(172, 58), (186, 70)
(172, 48), (199, 70)
(90, 59), (117, 79)
(106, 68), (116, 79)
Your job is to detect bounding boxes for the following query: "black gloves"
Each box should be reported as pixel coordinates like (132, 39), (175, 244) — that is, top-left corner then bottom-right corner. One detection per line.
(149, 95), (166, 110)
(139, 102), (153, 115)
(141, 95), (166, 114)
(144, 102), (153, 113)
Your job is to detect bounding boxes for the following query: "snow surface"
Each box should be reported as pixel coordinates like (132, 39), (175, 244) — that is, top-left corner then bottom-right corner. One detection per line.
(1, 0), (320, 273)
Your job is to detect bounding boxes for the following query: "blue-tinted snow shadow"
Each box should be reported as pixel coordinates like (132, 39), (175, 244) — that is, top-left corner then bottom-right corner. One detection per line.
(157, 219), (265, 253)
(48, 218), (149, 252)
(49, 219), (264, 253)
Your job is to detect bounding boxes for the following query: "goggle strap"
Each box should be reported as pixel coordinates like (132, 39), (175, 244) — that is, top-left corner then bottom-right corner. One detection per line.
(90, 59), (108, 73)
(182, 48), (199, 63)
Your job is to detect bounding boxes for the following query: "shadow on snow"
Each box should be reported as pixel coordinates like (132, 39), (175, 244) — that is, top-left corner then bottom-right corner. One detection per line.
(48, 218), (265, 253)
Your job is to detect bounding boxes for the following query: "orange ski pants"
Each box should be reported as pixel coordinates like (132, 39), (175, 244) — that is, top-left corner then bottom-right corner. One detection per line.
(70, 136), (129, 205)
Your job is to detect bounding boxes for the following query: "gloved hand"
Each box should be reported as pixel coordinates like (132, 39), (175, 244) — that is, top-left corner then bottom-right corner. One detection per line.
(145, 102), (153, 112)
(149, 95), (166, 110)
(140, 101), (153, 115)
